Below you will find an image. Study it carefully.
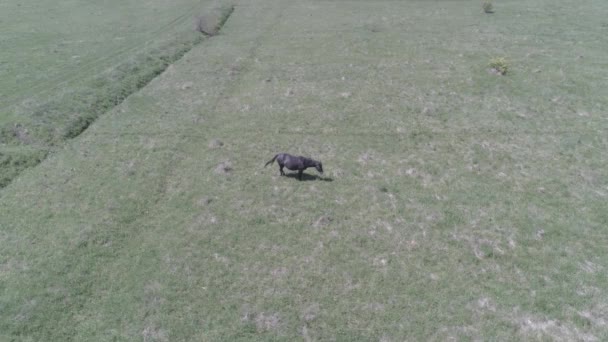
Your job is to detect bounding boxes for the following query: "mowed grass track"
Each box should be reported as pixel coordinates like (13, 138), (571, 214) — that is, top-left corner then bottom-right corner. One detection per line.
(2, 0), (608, 340)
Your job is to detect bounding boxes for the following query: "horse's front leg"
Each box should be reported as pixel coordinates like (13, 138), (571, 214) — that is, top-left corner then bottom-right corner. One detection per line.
(298, 170), (303, 180)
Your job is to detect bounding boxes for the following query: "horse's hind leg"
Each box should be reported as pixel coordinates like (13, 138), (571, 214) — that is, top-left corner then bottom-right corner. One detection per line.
(298, 170), (303, 180)
(279, 165), (285, 176)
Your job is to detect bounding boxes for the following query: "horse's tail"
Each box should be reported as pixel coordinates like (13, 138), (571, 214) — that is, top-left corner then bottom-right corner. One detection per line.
(264, 154), (278, 167)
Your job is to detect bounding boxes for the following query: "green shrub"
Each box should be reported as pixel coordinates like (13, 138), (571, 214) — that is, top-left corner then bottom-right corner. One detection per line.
(489, 57), (509, 75)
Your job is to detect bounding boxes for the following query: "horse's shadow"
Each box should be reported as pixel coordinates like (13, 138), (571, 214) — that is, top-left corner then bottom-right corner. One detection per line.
(284, 173), (334, 182)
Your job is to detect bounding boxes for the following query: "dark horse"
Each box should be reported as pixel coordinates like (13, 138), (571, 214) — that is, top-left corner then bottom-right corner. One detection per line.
(265, 153), (323, 180)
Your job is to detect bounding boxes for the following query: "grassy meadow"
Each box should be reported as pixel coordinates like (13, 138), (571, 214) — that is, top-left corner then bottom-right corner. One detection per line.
(1, 0), (608, 340)
(0, 0), (230, 187)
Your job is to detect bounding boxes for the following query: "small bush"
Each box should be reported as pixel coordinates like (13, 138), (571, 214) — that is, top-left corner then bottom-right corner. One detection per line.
(489, 57), (509, 75)
(482, 2), (493, 13)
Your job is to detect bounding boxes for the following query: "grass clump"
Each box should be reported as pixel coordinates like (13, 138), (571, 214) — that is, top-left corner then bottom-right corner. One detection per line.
(196, 5), (235, 36)
(0, 149), (47, 188)
(483, 1), (494, 13)
(489, 57), (509, 75)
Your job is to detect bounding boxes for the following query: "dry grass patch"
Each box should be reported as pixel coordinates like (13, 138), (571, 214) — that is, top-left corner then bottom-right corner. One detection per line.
(195, 196), (213, 207)
(208, 138), (224, 149)
(254, 312), (281, 332)
(578, 305), (608, 328)
(469, 296), (603, 341)
(214, 160), (233, 174)
(519, 315), (596, 341)
(142, 325), (168, 342)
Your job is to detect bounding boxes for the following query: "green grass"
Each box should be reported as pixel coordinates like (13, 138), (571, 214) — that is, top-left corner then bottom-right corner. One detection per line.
(2, 0), (608, 340)
(0, 0), (233, 188)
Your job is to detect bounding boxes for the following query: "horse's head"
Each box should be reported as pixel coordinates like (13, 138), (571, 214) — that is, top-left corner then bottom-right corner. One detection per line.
(315, 162), (324, 174)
